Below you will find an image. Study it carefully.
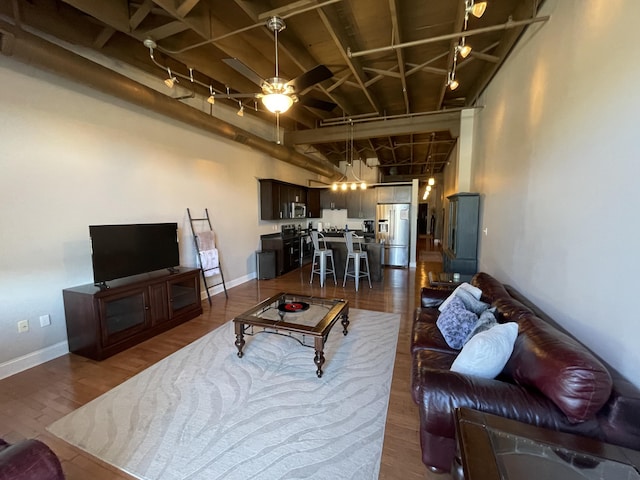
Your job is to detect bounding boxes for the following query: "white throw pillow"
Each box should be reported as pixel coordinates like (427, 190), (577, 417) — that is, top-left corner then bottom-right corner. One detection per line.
(450, 322), (519, 379)
(438, 282), (482, 312)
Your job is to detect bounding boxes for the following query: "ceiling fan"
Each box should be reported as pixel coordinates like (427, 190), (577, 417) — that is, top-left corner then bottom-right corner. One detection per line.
(223, 16), (336, 115)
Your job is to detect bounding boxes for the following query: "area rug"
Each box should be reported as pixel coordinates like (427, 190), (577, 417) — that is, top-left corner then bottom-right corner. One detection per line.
(419, 250), (443, 262)
(48, 308), (400, 480)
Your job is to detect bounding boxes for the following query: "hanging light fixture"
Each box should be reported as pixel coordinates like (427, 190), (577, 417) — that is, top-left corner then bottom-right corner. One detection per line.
(207, 85), (215, 104)
(331, 121), (367, 191)
(237, 102), (244, 117)
(428, 177), (435, 186)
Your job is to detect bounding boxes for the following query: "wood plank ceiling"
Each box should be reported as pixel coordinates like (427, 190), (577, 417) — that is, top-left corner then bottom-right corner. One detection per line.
(0, 0), (547, 181)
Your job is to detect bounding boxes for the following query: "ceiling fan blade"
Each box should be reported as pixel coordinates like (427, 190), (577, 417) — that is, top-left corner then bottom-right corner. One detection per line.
(288, 65), (333, 93)
(222, 58), (266, 87)
(297, 95), (337, 112)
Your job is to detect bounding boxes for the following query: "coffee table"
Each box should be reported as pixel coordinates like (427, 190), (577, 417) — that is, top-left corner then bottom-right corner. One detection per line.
(233, 292), (349, 377)
(428, 271), (474, 289)
(454, 408), (640, 480)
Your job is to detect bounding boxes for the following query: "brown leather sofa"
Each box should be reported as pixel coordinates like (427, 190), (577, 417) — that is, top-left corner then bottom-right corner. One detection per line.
(411, 272), (640, 473)
(0, 438), (64, 480)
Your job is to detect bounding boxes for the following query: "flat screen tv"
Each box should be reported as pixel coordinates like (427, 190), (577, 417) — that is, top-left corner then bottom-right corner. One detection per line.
(90, 223), (180, 285)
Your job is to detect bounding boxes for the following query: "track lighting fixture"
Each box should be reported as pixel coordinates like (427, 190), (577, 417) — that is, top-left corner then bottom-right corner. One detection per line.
(237, 102), (244, 117)
(458, 38), (472, 58)
(207, 85), (215, 104)
(466, 1), (487, 19)
(164, 68), (177, 88)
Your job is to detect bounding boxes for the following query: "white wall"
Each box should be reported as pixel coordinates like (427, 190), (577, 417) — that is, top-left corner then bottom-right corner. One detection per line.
(0, 57), (321, 377)
(472, 0), (640, 385)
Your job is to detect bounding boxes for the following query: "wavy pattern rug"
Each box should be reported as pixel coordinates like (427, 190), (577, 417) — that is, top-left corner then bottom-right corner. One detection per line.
(48, 308), (400, 480)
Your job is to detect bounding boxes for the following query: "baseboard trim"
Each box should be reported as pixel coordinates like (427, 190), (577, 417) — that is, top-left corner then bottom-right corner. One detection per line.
(200, 272), (255, 300)
(0, 341), (69, 381)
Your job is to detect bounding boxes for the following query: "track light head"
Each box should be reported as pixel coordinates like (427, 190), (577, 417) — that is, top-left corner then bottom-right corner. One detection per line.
(164, 68), (177, 88)
(458, 43), (472, 58)
(237, 102), (244, 116)
(207, 86), (215, 104)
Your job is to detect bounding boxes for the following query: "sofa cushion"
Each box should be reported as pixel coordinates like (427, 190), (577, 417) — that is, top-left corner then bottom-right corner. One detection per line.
(438, 283), (482, 312)
(504, 315), (613, 423)
(436, 297), (478, 350)
(451, 322), (518, 379)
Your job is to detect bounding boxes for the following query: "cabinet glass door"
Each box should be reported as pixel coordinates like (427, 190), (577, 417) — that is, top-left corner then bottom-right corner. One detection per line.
(169, 276), (199, 317)
(100, 290), (148, 345)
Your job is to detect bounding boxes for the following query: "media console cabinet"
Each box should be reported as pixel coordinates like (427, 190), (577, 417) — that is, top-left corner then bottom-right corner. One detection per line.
(63, 267), (203, 360)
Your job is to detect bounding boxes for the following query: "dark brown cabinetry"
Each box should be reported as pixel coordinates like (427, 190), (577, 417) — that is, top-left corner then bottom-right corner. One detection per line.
(320, 188), (347, 210)
(307, 188), (322, 218)
(259, 179), (309, 220)
(62, 267), (202, 360)
(260, 236), (300, 275)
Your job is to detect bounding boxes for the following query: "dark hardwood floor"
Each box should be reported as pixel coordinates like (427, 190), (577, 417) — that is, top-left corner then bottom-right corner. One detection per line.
(0, 236), (450, 479)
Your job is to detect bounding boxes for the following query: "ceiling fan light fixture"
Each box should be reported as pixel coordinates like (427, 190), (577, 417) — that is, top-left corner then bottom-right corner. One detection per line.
(262, 93), (294, 114)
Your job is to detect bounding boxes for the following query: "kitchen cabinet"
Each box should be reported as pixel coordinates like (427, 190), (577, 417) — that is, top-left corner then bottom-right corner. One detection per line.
(261, 235), (300, 276)
(376, 185), (412, 203)
(62, 268), (202, 360)
(320, 188), (347, 210)
(443, 193), (479, 275)
(259, 179), (286, 220)
(259, 179), (309, 220)
(346, 187), (376, 219)
(307, 188), (322, 218)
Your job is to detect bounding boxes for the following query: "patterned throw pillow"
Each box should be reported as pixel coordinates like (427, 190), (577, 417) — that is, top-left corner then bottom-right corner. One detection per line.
(436, 296), (479, 350)
(438, 282), (482, 312)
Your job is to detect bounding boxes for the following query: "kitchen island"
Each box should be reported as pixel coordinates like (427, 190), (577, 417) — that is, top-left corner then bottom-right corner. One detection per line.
(318, 232), (384, 282)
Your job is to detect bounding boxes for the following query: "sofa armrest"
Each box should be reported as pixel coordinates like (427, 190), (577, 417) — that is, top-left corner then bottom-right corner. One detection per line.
(416, 367), (591, 440)
(0, 439), (64, 480)
(420, 287), (451, 308)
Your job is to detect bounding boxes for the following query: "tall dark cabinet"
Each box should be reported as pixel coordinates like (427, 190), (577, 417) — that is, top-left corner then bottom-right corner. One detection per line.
(443, 193), (480, 275)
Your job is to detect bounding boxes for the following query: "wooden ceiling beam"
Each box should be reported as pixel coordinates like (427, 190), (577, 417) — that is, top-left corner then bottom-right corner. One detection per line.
(285, 110), (461, 145)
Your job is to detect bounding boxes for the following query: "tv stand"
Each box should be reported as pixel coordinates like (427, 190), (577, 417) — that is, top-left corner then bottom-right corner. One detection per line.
(63, 267), (203, 360)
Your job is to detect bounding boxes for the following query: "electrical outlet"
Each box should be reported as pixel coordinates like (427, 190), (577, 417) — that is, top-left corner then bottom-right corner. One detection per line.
(39, 314), (51, 327)
(17, 320), (29, 333)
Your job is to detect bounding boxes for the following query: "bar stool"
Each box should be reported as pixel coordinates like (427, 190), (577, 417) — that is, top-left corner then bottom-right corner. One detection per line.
(310, 231), (336, 287)
(343, 231), (372, 291)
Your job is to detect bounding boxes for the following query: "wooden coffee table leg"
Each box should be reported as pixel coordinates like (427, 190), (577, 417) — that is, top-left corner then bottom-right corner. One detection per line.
(234, 322), (245, 358)
(341, 313), (349, 335)
(314, 337), (325, 378)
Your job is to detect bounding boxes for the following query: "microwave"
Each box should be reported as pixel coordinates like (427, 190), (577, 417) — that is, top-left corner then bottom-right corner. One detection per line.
(291, 202), (306, 218)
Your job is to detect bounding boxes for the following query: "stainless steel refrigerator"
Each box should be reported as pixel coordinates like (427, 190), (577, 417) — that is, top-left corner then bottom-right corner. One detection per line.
(376, 203), (410, 267)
